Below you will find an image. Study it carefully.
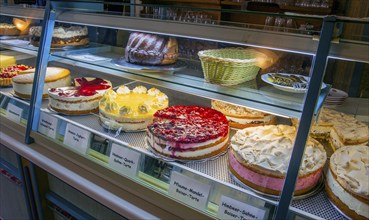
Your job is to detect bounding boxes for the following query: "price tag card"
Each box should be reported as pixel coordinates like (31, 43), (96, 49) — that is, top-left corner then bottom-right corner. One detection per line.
(38, 112), (58, 139)
(109, 143), (141, 177)
(63, 123), (91, 154)
(68, 53), (111, 62)
(6, 103), (23, 123)
(217, 196), (267, 220)
(168, 172), (211, 210)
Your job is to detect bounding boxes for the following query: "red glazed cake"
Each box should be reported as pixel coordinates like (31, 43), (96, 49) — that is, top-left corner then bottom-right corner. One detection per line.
(229, 125), (327, 196)
(48, 77), (111, 114)
(0, 64), (33, 86)
(147, 106), (230, 160)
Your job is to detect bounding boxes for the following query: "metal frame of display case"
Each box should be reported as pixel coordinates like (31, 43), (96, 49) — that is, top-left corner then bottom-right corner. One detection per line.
(1, 1), (368, 219)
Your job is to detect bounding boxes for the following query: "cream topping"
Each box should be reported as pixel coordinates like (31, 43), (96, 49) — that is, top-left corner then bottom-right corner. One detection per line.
(231, 125), (327, 176)
(30, 26), (88, 38)
(330, 145), (369, 197)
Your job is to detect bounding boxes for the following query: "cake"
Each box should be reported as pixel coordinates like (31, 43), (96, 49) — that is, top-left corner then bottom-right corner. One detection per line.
(0, 64), (33, 87)
(211, 100), (277, 129)
(326, 145), (369, 220)
(147, 106), (230, 160)
(12, 67), (71, 99)
(0, 23), (20, 36)
(292, 108), (369, 152)
(48, 77), (112, 115)
(0, 55), (16, 69)
(125, 32), (178, 65)
(29, 26), (89, 47)
(229, 125), (326, 196)
(99, 85), (168, 131)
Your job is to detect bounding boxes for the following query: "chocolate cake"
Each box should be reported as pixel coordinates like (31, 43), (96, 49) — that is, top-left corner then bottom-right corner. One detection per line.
(125, 32), (178, 65)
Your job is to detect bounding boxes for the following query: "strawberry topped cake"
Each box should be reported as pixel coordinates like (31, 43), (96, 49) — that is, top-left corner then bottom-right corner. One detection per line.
(48, 77), (111, 114)
(147, 106), (230, 160)
(0, 65), (33, 86)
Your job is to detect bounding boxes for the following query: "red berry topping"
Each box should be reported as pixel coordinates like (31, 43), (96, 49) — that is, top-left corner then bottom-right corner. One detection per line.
(49, 77), (111, 97)
(0, 64), (33, 79)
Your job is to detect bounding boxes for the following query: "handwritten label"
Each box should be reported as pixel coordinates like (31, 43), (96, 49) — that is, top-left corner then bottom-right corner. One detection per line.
(6, 103), (23, 123)
(109, 143), (140, 177)
(63, 123), (91, 154)
(38, 112), (58, 139)
(168, 172), (210, 210)
(217, 196), (267, 220)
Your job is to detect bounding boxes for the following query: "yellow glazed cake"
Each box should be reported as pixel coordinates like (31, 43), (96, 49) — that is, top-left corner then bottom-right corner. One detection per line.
(99, 85), (168, 131)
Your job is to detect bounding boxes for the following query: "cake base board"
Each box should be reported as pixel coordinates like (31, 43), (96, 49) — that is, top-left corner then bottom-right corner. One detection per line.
(111, 58), (186, 73)
(145, 137), (229, 163)
(47, 105), (98, 116)
(99, 118), (147, 133)
(229, 170), (324, 201)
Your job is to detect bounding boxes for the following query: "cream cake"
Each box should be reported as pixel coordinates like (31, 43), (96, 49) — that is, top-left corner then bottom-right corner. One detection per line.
(0, 23), (20, 36)
(229, 125), (327, 195)
(1, 64), (33, 87)
(12, 67), (71, 99)
(48, 77), (112, 115)
(211, 100), (277, 129)
(99, 85), (168, 131)
(326, 145), (369, 220)
(147, 106), (230, 160)
(29, 26), (89, 47)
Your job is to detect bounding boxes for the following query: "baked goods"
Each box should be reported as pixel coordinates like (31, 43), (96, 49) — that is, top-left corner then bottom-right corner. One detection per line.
(1, 65), (33, 87)
(0, 55), (16, 69)
(147, 106), (230, 160)
(229, 125), (326, 195)
(211, 100), (277, 129)
(48, 77), (112, 115)
(12, 18), (31, 35)
(326, 145), (369, 220)
(125, 32), (178, 65)
(29, 26), (89, 47)
(99, 85), (168, 131)
(12, 67), (71, 99)
(0, 23), (20, 36)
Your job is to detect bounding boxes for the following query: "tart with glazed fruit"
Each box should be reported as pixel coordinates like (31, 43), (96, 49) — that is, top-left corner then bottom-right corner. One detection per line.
(0, 64), (33, 87)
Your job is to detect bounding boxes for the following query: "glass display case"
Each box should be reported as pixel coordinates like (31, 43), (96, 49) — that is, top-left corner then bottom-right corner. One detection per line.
(1, 1), (368, 219)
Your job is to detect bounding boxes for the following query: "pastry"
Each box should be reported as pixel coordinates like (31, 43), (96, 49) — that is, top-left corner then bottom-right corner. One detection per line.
(326, 145), (369, 220)
(12, 67), (71, 99)
(229, 125), (327, 195)
(125, 32), (178, 65)
(211, 100), (277, 129)
(99, 85), (168, 131)
(29, 26), (89, 47)
(147, 106), (230, 160)
(48, 77), (112, 115)
(0, 23), (20, 36)
(0, 64), (33, 87)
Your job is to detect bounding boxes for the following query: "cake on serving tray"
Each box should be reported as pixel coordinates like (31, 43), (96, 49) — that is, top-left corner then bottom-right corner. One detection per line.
(147, 105), (230, 160)
(0, 64), (33, 87)
(99, 85), (168, 131)
(48, 77), (112, 115)
(0, 23), (21, 36)
(229, 125), (327, 196)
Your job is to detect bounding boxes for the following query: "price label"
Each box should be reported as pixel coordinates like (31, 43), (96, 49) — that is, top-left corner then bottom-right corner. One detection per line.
(217, 196), (267, 220)
(38, 112), (58, 139)
(68, 53), (111, 62)
(109, 143), (141, 177)
(168, 172), (211, 210)
(63, 123), (91, 154)
(6, 103), (23, 123)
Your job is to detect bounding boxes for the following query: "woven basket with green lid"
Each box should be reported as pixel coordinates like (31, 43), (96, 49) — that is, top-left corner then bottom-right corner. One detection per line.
(198, 48), (261, 86)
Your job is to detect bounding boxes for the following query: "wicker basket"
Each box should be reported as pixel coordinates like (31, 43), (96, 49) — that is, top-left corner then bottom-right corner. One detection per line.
(198, 48), (261, 86)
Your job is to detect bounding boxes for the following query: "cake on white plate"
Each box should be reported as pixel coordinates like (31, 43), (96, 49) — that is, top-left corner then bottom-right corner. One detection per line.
(48, 77), (112, 115)
(211, 100), (277, 129)
(12, 67), (71, 99)
(326, 145), (369, 220)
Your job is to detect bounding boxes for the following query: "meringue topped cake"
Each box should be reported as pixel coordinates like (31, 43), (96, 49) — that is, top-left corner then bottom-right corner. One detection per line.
(48, 77), (112, 115)
(147, 106), (230, 160)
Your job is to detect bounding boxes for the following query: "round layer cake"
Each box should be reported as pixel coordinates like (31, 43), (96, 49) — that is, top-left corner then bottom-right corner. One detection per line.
(99, 85), (168, 131)
(211, 100), (277, 129)
(125, 32), (178, 65)
(29, 26), (89, 47)
(229, 125), (326, 196)
(12, 67), (71, 99)
(0, 23), (20, 36)
(326, 145), (369, 220)
(147, 106), (230, 160)
(48, 77), (112, 115)
(0, 65), (33, 87)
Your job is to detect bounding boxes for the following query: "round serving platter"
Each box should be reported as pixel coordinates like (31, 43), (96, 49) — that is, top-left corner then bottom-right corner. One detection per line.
(111, 58), (186, 73)
(145, 137), (229, 163)
(229, 171), (325, 201)
(327, 198), (352, 220)
(98, 117), (147, 133)
(47, 104), (95, 116)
